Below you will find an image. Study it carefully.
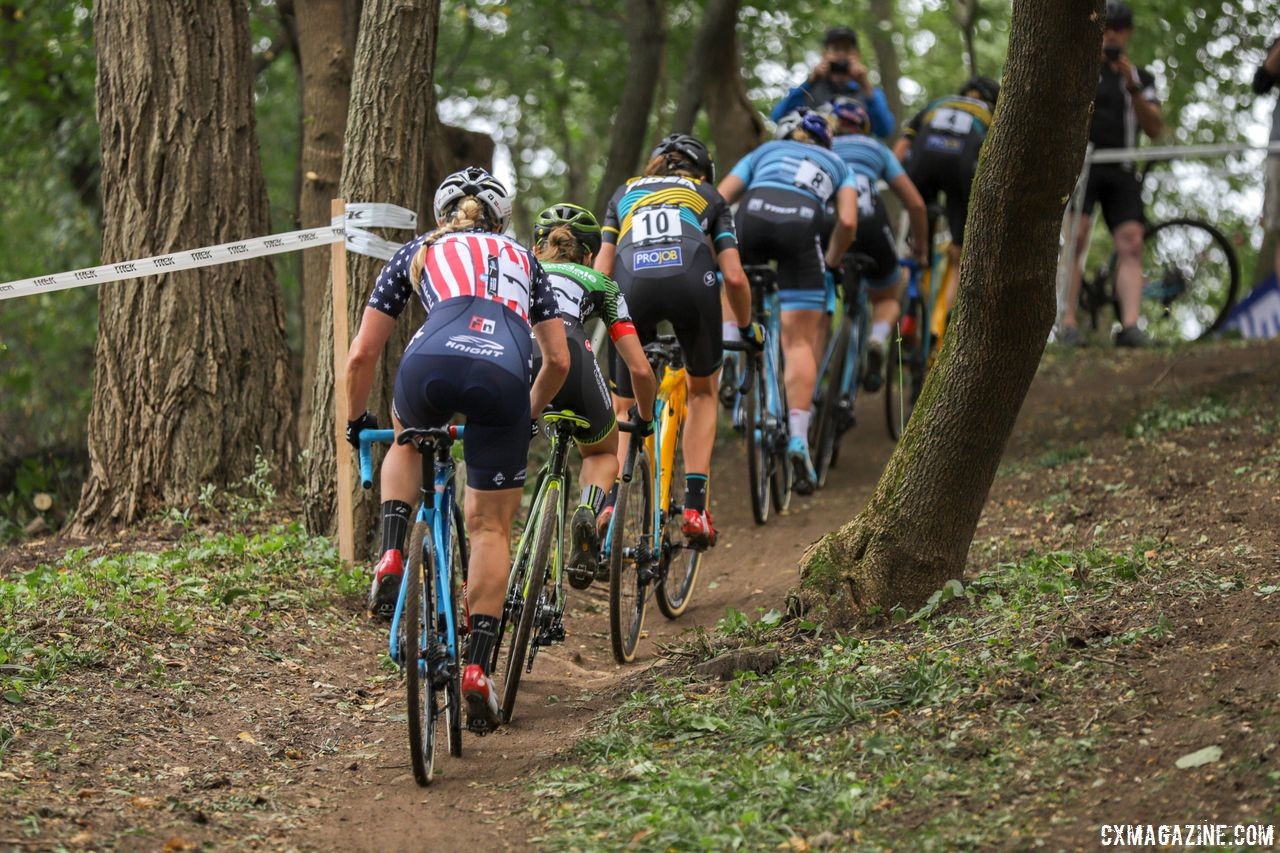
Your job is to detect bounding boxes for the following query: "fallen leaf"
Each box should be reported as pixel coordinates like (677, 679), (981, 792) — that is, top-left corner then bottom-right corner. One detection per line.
(237, 731), (258, 745)
(1175, 745), (1222, 769)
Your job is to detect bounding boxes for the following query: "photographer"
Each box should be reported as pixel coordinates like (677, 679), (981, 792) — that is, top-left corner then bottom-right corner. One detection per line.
(770, 26), (895, 138)
(1253, 33), (1280, 283)
(1059, 1), (1164, 348)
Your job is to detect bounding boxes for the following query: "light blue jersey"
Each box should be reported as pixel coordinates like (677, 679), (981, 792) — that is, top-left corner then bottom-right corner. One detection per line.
(729, 140), (855, 205)
(832, 135), (903, 198)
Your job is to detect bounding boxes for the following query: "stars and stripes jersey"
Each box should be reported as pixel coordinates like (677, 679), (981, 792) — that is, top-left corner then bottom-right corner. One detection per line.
(903, 95), (993, 143)
(728, 139), (856, 205)
(601, 175), (738, 254)
(542, 262), (638, 342)
(368, 230), (559, 326)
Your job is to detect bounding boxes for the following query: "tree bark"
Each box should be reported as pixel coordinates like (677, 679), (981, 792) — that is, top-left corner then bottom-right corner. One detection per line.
(303, 0), (441, 544)
(592, 0), (665, 216)
(295, 0), (354, 448)
(797, 0), (1103, 621)
(671, 0), (738, 135)
(701, 5), (763, 176)
(866, 0), (905, 133)
(74, 0), (294, 532)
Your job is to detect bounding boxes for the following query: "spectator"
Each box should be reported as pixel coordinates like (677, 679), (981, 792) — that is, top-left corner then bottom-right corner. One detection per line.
(1253, 33), (1280, 284)
(771, 26), (895, 139)
(1059, 1), (1164, 348)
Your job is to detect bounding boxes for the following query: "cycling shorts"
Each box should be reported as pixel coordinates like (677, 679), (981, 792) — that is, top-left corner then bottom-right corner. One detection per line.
(906, 137), (980, 246)
(611, 239), (722, 395)
(735, 187), (826, 295)
(532, 321), (616, 445)
(849, 195), (901, 292)
(392, 295), (532, 491)
(1081, 164), (1146, 231)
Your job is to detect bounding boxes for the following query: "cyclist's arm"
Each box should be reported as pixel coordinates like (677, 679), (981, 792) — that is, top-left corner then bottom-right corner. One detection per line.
(825, 185), (858, 269)
(887, 173), (929, 264)
(530, 319), (569, 415)
(595, 191), (622, 275)
(346, 307), (397, 421)
(593, 242), (617, 276)
(863, 88), (896, 138)
(716, 174), (746, 205)
(718, 248), (752, 327)
(614, 334), (656, 422)
(770, 85), (812, 122)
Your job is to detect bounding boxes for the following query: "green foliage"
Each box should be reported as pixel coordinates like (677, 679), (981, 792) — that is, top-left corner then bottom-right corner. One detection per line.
(1127, 395), (1242, 437)
(529, 544), (1188, 849)
(0, 522), (361, 706)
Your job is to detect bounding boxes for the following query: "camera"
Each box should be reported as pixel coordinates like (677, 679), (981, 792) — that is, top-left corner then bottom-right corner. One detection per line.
(829, 59), (850, 74)
(1103, 45), (1122, 62)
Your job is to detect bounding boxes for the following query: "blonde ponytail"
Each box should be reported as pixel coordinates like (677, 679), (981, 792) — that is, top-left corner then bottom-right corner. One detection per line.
(534, 224), (587, 264)
(410, 196), (493, 288)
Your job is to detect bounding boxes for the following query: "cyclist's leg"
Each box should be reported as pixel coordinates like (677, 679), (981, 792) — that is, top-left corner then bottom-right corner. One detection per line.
(1104, 168), (1147, 332)
(1063, 169), (1103, 332)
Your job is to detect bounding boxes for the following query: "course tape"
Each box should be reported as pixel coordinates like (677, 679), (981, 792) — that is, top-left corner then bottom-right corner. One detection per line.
(0, 202), (417, 303)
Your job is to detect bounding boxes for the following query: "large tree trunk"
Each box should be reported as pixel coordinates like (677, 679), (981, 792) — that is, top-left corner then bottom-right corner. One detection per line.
(671, 0), (739, 135)
(797, 0), (1102, 620)
(702, 7), (763, 176)
(295, 0), (354, 447)
(592, 0), (665, 216)
(866, 0), (905, 134)
(74, 0), (294, 532)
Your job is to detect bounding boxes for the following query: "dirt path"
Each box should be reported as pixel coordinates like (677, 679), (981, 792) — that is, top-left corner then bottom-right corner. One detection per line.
(319, 398), (898, 852)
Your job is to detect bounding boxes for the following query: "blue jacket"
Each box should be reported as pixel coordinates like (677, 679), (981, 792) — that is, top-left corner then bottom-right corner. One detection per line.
(771, 79), (896, 139)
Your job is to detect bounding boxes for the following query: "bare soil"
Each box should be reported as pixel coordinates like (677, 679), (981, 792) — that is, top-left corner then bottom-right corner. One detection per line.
(2, 339), (1277, 851)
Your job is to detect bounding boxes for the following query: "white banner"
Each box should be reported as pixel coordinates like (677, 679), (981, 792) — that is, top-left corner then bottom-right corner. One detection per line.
(0, 202), (417, 303)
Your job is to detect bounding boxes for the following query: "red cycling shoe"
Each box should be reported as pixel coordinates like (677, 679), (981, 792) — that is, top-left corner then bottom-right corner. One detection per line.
(680, 508), (718, 549)
(367, 550), (403, 621)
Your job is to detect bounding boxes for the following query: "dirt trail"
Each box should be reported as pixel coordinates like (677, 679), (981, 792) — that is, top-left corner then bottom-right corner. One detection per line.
(320, 398), (897, 852)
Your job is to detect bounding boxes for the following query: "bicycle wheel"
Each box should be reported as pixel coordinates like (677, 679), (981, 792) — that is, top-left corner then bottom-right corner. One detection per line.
(499, 482), (556, 724)
(1111, 217), (1240, 342)
(770, 348), (793, 513)
(743, 355), (770, 525)
(609, 454), (652, 664)
(657, 444), (701, 620)
(811, 319), (850, 490)
(404, 532), (439, 786)
(445, 507), (466, 758)
(886, 296), (927, 441)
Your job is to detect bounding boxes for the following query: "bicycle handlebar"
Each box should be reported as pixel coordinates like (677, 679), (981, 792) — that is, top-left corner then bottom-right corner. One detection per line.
(356, 425), (464, 489)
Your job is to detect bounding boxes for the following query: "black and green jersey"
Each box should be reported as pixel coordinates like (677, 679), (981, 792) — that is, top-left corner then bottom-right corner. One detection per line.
(542, 262), (638, 341)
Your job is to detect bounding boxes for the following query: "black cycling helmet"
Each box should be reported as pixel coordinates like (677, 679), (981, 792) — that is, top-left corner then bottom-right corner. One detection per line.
(1105, 1), (1133, 29)
(650, 133), (715, 181)
(960, 75), (1000, 106)
(532, 202), (603, 257)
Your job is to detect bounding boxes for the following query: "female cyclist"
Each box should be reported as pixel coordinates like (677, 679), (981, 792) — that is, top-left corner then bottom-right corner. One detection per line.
(529, 203), (657, 588)
(344, 167), (569, 731)
(594, 133), (758, 548)
(717, 109), (858, 494)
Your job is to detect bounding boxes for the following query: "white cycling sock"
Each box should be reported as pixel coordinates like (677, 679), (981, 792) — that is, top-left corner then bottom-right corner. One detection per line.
(788, 408), (811, 444)
(871, 321), (891, 347)
(722, 321), (741, 342)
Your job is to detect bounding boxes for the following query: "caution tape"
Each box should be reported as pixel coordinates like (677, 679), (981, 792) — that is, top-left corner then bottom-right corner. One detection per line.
(0, 202), (417, 303)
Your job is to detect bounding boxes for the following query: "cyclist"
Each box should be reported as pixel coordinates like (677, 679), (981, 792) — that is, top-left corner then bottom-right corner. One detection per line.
(594, 132), (757, 548)
(344, 167), (569, 731)
(717, 109), (858, 494)
(828, 97), (929, 391)
(529, 203), (657, 589)
(892, 75), (998, 324)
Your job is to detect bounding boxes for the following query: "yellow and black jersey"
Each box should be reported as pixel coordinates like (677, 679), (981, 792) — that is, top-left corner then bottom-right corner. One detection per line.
(601, 175), (738, 255)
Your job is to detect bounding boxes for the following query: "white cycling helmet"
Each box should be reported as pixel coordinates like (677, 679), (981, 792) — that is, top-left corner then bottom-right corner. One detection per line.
(432, 167), (513, 231)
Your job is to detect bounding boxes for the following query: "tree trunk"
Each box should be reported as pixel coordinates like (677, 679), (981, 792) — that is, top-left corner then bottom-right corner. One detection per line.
(592, 0), (665, 216)
(74, 0), (294, 532)
(672, 0), (738, 135)
(866, 0), (905, 132)
(702, 6), (763, 176)
(956, 0), (981, 78)
(797, 0), (1102, 621)
(295, 0), (354, 448)
(302, 1), (494, 549)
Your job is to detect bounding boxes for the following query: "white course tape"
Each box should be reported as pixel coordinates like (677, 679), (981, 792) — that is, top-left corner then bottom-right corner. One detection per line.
(0, 201), (419, 302)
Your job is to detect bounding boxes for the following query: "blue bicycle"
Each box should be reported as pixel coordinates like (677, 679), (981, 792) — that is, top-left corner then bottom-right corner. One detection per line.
(723, 265), (792, 525)
(884, 259), (929, 440)
(358, 425), (468, 787)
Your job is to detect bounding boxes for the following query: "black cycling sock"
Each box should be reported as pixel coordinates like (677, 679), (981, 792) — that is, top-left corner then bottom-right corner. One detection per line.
(684, 474), (708, 513)
(581, 484), (605, 515)
(379, 500), (413, 557)
(467, 614), (500, 673)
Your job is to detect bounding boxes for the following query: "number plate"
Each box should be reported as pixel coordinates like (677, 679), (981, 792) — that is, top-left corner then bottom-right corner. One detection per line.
(632, 206), (682, 244)
(793, 159), (835, 202)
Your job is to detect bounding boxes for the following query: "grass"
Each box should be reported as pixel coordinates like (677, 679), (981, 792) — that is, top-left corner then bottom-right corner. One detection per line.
(0, 522), (362, 706)
(1127, 396), (1241, 439)
(529, 545), (1228, 851)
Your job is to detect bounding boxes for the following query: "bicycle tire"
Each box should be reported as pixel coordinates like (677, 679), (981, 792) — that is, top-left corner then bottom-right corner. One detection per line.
(811, 319), (850, 490)
(656, 442), (701, 620)
(404, 534), (439, 786)
(770, 348), (793, 513)
(1108, 217), (1240, 342)
(500, 481), (556, 724)
(446, 508), (466, 758)
(886, 296), (927, 441)
(609, 455), (652, 664)
(743, 355), (770, 525)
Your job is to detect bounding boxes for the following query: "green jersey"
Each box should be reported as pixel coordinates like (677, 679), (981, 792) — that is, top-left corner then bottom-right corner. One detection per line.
(542, 262), (637, 340)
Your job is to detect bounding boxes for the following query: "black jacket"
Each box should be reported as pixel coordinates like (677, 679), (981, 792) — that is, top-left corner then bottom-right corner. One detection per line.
(1253, 37), (1280, 95)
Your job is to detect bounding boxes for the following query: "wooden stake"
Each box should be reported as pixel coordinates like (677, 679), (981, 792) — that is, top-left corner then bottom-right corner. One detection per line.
(331, 198), (355, 564)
